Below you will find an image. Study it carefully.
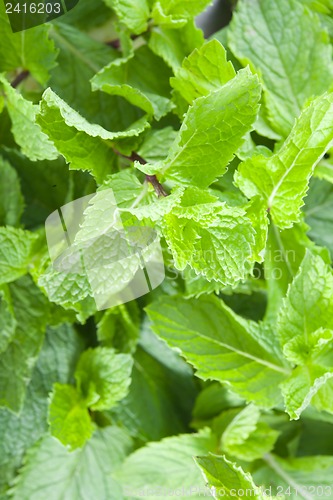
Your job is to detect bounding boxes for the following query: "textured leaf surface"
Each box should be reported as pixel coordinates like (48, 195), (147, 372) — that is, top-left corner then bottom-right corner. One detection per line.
(196, 454), (265, 499)
(75, 347), (133, 411)
(229, 0), (333, 137)
(0, 75), (58, 161)
(92, 46), (173, 120)
(141, 68), (261, 188)
(147, 295), (290, 407)
(37, 89), (148, 182)
(0, 156), (23, 226)
(48, 384), (93, 450)
(103, 0), (150, 34)
(0, 277), (49, 412)
(0, 3), (57, 85)
(170, 39), (236, 106)
(115, 429), (217, 500)
(10, 427), (133, 500)
(0, 228), (38, 286)
(236, 92), (333, 228)
(162, 189), (256, 285)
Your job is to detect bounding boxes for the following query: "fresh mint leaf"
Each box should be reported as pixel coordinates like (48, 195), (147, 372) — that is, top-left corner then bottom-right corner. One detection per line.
(147, 295), (290, 407)
(48, 384), (93, 450)
(140, 68), (261, 188)
(0, 227), (38, 286)
(229, 0), (333, 137)
(75, 347), (133, 411)
(236, 92), (333, 229)
(0, 155), (23, 226)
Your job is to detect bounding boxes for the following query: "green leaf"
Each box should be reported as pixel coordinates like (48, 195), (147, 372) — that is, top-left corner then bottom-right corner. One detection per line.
(0, 155), (23, 226)
(49, 22), (143, 131)
(0, 75), (58, 162)
(115, 429), (217, 500)
(255, 453), (333, 498)
(235, 92), (333, 229)
(91, 46), (173, 120)
(229, 0), (333, 137)
(141, 68), (261, 188)
(220, 405), (279, 461)
(154, 0), (212, 21)
(195, 454), (265, 499)
(0, 3), (57, 86)
(162, 189), (256, 285)
(48, 384), (93, 450)
(75, 347), (133, 411)
(304, 178), (333, 258)
(148, 20), (204, 72)
(110, 324), (197, 442)
(97, 302), (140, 353)
(170, 39), (236, 106)
(277, 251), (333, 418)
(278, 251), (333, 348)
(10, 427), (133, 500)
(37, 266), (97, 324)
(0, 227), (38, 286)
(0, 323), (85, 495)
(0, 276), (49, 412)
(36, 88), (148, 183)
(0, 287), (16, 355)
(103, 0), (150, 34)
(146, 295), (290, 407)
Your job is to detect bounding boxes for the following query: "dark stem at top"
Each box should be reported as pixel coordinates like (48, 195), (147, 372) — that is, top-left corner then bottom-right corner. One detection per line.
(11, 70), (30, 88)
(114, 149), (168, 197)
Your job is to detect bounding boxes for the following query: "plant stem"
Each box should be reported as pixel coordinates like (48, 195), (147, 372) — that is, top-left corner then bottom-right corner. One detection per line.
(11, 70), (29, 88)
(114, 149), (168, 197)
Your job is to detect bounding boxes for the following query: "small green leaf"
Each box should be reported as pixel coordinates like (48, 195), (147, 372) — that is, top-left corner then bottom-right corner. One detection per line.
(103, 0), (150, 34)
(0, 75), (58, 161)
(0, 155), (23, 226)
(0, 227), (38, 286)
(48, 384), (93, 450)
(195, 454), (265, 499)
(75, 347), (133, 411)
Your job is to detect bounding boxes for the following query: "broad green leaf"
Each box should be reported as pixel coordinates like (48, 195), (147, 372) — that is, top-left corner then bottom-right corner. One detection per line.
(75, 347), (133, 411)
(110, 325), (197, 442)
(255, 453), (333, 498)
(170, 39), (236, 106)
(304, 178), (333, 257)
(49, 23), (144, 131)
(97, 302), (140, 353)
(235, 92), (333, 229)
(10, 427), (133, 500)
(229, 0), (333, 137)
(91, 46), (173, 120)
(0, 3), (57, 86)
(0, 155), (23, 226)
(0, 323), (85, 495)
(0, 227), (38, 286)
(37, 88), (148, 183)
(48, 384), (93, 450)
(103, 0), (150, 34)
(140, 68), (261, 188)
(192, 383), (245, 424)
(146, 295), (290, 407)
(162, 188), (256, 286)
(115, 429), (217, 500)
(0, 75), (58, 161)
(148, 20), (204, 72)
(0, 276), (49, 412)
(195, 454), (265, 499)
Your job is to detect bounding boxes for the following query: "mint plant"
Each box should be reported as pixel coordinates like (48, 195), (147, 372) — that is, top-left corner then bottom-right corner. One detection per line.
(1, 0), (333, 497)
